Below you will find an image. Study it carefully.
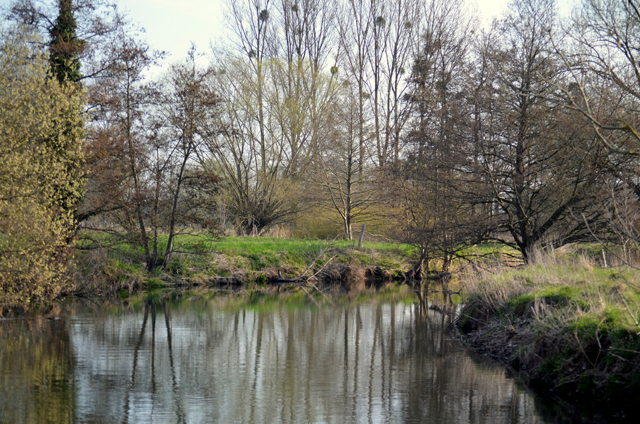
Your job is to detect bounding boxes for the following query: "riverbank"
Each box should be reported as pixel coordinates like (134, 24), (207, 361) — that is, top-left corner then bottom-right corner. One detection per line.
(7, 231), (640, 420)
(457, 249), (640, 422)
(72, 235), (417, 300)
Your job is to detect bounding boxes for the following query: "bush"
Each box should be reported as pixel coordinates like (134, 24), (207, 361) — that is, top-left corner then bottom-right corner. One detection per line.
(0, 24), (85, 307)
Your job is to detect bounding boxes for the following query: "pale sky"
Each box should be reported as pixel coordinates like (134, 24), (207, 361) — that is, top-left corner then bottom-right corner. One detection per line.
(124, 0), (226, 63)
(126, 0), (575, 68)
(1, 0), (576, 69)
(122, 0), (576, 63)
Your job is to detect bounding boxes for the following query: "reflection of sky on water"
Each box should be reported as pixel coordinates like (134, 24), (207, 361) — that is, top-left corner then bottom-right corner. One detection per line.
(0, 302), (558, 423)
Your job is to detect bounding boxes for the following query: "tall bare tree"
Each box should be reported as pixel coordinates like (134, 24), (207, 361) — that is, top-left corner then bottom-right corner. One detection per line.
(207, 56), (297, 234)
(154, 47), (221, 269)
(314, 81), (379, 240)
(336, 0), (374, 176)
(272, 0), (337, 176)
(337, 0), (420, 168)
(474, 0), (605, 261)
(392, 0), (480, 271)
(552, 0), (640, 253)
(214, 0), (341, 234)
(82, 29), (163, 269)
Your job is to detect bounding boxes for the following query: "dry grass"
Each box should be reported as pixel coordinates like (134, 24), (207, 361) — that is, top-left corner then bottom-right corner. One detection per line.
(73, 248), (145, 297)
(457, 247), (640, 417)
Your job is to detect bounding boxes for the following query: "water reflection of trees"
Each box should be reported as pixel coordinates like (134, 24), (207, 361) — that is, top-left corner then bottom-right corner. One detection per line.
(62, 301), (556, 423)
(0, 318), (74, 424)
(399, 305), (541, 423)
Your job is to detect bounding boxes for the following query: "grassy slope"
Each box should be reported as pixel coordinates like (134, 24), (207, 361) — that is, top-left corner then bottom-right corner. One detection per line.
(74, 233), (416, 297)
(458, 252), (640, 419)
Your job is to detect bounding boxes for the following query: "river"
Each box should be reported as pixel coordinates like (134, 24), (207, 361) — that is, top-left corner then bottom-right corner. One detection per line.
(0, 299), (574, 423)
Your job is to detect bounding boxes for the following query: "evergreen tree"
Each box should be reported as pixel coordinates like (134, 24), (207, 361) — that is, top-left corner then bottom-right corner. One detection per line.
(47, 0), (86, 223)
(49, 0), (83, 84)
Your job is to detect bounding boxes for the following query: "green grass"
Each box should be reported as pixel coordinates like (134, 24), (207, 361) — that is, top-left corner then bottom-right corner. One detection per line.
(181, 235), (413, 261)
(77, 232), (415, 274)
(80, 232), (536, 276)
(467, 261), (640, 336)
(73, 232), (419, 302)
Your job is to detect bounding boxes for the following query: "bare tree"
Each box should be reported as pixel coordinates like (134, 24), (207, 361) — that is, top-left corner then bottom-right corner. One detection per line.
(226, 0), (273, 178)
(83, 29), (161, 269)
(271, 0), (338, 176)
(551, 0), (640, 254)
(154, 47), (221, 269)
(473, 0), (605, 262)
(213, 0), (341, 234)
(83, 35), (221, 271)
(313, 81), (379, 240)
(207, 56), (300, 235)
(556, 0), (640, 157)
(336, 0), (374, 176)
(392, 0), (481, 272)
(381, 0), (420, 162)
(337, 0), (420, 169)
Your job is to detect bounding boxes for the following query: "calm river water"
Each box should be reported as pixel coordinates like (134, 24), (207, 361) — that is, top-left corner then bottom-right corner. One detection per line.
(0, 300), (573, 423)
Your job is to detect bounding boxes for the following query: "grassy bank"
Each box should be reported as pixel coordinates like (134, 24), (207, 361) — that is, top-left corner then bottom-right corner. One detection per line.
(73, 234), (416, 299)
(457, 249), (640, 420)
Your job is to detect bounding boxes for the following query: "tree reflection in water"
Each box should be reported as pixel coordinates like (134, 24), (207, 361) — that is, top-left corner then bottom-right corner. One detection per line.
(0, 300), (563, 423)
(0, 315), (74, 424)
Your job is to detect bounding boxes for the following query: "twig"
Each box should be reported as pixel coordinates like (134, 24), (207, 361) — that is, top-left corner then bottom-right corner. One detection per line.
(619, 295), (640, 334)
(574, 328), (597, 368)
(610, 347), (640, 354)
(610, 353), (632, 363)
(297, 237), (339, 280)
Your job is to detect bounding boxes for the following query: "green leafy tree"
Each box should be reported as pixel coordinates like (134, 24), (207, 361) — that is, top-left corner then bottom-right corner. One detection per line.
(0, 24), (85, 308)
